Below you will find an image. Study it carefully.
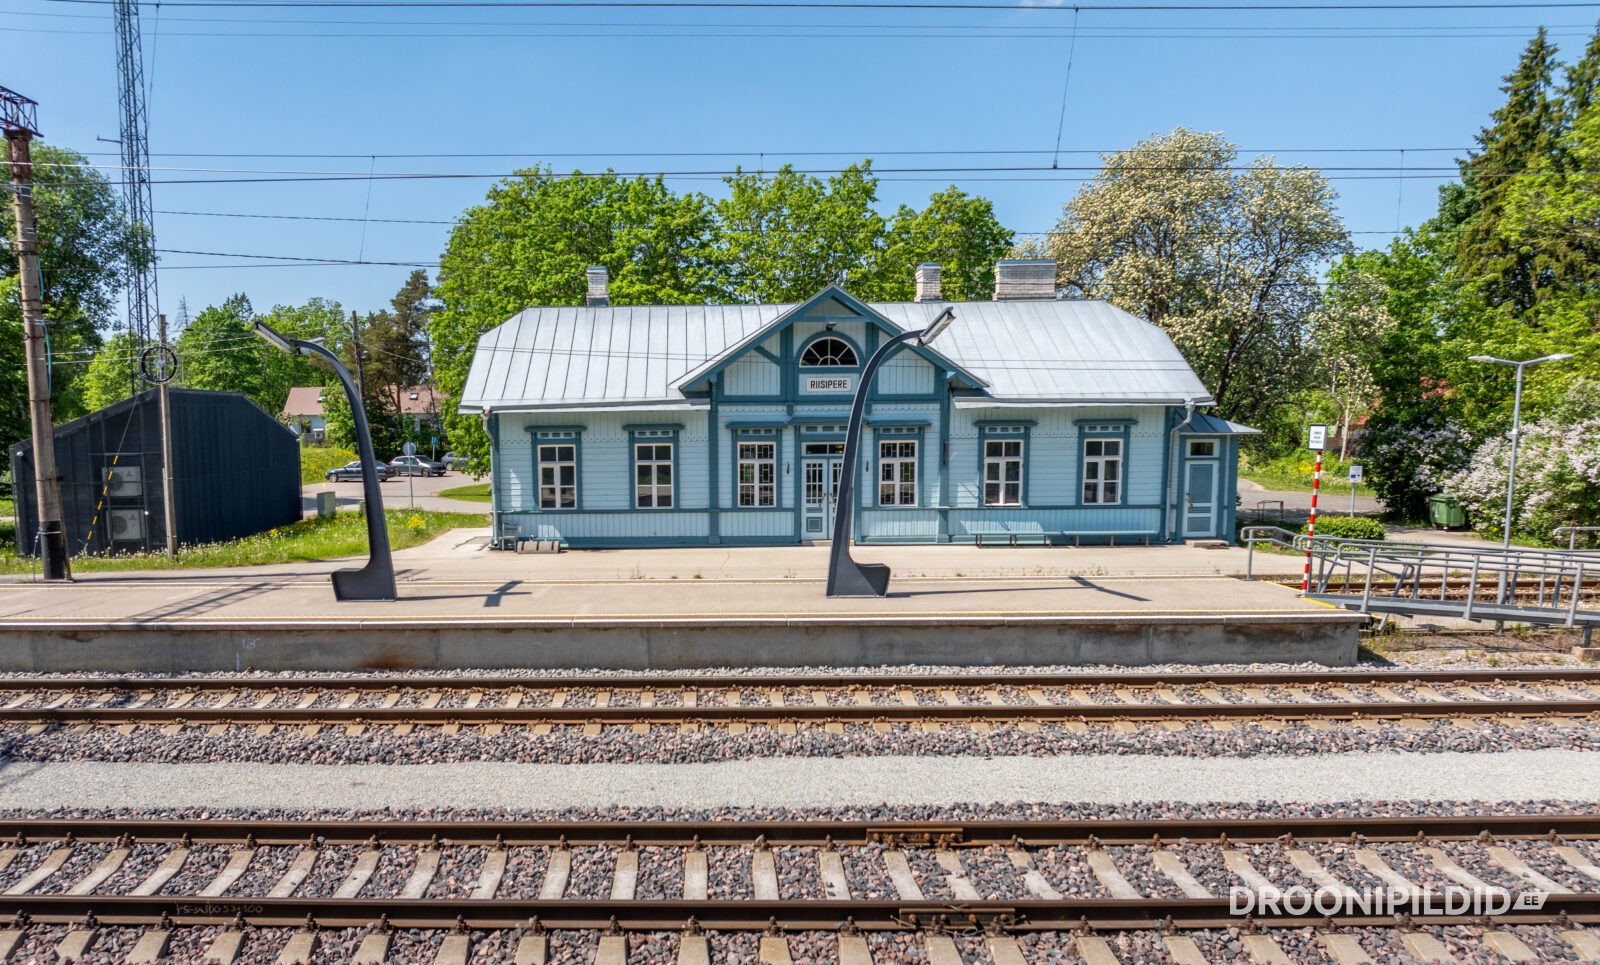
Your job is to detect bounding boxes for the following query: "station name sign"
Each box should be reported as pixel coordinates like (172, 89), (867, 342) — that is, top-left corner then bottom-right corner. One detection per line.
(803, 376), (854, 394)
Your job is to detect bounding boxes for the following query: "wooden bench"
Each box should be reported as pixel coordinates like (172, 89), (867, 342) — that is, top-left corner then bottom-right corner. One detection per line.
(965, 523), (1052, 547)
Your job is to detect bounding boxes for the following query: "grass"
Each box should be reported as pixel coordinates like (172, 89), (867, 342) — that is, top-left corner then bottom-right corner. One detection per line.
(0, 509), (486, 574)
(299, 446), (358, 485)
(438, 483), (492, 502)
(0, 498), (12, 517)
(1240, 451), (1363, 495)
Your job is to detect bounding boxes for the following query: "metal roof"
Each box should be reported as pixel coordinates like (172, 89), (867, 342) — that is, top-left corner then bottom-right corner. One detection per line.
(459, 296), (1215, 412)
(1180, 412), (1261, 435)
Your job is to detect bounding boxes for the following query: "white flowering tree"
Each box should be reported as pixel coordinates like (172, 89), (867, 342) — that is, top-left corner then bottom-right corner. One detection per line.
(1453, 382), (1600, 543)
(1046, 128), (1352, 443)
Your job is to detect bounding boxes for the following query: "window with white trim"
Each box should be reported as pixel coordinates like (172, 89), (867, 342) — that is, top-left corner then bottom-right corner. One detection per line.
(878, 440), (917, 506)
(537, 444), (577, 509)
(634, 442), (673, 508)
(983, 439), (1024, 506)
(799, 337), (858, 367)
(1188, 440), (1216, 458)
(737, 441), (776, 507)
(1082, 437), (1122, 505)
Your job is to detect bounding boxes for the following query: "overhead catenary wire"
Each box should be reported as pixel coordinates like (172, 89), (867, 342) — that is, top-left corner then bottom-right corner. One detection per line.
(36, 0), (1600, 13)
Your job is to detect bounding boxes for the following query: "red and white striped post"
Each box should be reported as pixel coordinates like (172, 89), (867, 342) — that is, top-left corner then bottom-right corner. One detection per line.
(1302, 424), (1328, 593)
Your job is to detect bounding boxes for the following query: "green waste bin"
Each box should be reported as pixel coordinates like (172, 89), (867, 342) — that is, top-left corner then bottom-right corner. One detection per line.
(1428, 493), (1467, 530)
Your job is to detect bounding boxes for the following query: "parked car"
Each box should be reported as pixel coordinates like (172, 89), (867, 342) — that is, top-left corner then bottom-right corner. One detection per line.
(441, 451), (468, 470)
(389, 454), (446, 477)
(326, 460), (394, 482)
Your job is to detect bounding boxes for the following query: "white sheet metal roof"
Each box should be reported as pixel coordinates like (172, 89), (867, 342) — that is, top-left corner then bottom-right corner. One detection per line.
(460, 297), (1214, 411)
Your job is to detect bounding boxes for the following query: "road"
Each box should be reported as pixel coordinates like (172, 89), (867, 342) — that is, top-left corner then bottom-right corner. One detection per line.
(301, 466), (489, 515)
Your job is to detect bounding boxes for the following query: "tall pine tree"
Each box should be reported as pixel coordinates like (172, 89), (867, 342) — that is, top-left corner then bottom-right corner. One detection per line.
(1457, 28), (1565, 311)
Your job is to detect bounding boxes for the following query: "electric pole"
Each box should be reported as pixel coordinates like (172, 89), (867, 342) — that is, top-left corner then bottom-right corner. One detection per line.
(349, 309), (369, 411)
(156, 314), (177, 560)
(2, 87), (68, 579)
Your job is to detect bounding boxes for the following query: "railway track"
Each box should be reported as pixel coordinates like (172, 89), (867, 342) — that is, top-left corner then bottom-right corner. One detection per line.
(0, 815), (1597, 963)
(3, 669), (1598, 732)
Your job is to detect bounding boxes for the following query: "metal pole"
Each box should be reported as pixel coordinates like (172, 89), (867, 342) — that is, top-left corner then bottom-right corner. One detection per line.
(1495, 362), (1526, 613)
(253, 321), (394, 602)
(157, 314), (177, 560)
(6, 128), (67, 580)
(1301, 448), (1324, 593)
(826, 329), (923, 598)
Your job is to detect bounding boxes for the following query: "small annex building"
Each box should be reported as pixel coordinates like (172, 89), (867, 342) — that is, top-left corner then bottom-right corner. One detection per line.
(459, 260), (1257, 549)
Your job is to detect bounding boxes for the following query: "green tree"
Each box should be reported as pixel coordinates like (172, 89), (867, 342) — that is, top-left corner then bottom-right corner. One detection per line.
(1046, 128), (1351, 442)
(879, 187), (1014, 302)
(433, 171), (720, 470)
(0, 143), (134, 439)
(81, 331), (141, 412)
(176, 294), (260, 402)
(1457, 28), (1569, 310)
(713, 163), (887, 302)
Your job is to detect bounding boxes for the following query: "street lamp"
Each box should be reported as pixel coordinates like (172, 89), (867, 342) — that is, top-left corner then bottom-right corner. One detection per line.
(827, 308), (956, 598)
(1467, 353), (1573, 550)
(254, 319), (396, 602)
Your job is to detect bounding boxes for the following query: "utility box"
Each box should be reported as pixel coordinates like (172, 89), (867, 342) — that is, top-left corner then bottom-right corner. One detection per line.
(316, 490), (337, 518)
(1428, 493), (1467, 530)
(11, 389), (302, 557)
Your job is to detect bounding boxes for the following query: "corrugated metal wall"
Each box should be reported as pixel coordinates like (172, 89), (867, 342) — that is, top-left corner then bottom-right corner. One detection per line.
(11, 389), (301, 557)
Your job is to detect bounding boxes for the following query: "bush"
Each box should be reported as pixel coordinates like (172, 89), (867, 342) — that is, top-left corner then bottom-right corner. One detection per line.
(1362, 412), (1475, 519)
(1452, 385), (1600, 543)
(1302, 516), (1387, 541)
(299, 446), (358, 485)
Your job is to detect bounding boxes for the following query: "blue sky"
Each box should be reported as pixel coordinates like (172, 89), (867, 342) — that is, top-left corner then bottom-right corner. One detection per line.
(7, 0), (1598, 321)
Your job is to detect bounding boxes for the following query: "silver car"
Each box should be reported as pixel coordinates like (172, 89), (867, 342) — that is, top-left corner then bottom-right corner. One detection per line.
(389, 454), (446, 477)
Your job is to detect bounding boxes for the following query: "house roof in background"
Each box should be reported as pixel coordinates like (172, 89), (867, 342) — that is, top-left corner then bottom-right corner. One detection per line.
(459, 295), (1215, 412)
(281, 385), (441, 418)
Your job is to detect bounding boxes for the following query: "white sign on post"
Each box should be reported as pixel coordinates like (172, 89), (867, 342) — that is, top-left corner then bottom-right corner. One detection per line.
(1349, 464), (1364, 483)
(1307, 424), (1328, 451)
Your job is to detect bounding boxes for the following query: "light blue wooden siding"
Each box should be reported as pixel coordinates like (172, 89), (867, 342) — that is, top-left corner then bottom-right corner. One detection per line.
(496, 410), (710, 513)
(860, 510), (941, 540)
(720, 511), (792, 538)
(948, 406), (1165, 508)
(725, 356), (780, 396)
(878, 354), (935, 395)
(948, 507), (1161, 538)
(519, 512), (711, 542)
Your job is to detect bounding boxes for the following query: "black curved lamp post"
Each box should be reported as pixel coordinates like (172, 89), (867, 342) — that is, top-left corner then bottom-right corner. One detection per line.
(254, 320), (397, 602)
(826, 308), (956, 598)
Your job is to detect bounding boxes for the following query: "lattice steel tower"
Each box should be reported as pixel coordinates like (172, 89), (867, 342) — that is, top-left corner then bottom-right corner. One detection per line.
(114, 0), (158, 365)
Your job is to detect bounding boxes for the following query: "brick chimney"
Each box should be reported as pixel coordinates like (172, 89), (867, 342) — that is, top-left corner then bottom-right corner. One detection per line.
(914, 263), (942, 302)
(993, 259), (1056, 300)
(586, 266), (609, 307)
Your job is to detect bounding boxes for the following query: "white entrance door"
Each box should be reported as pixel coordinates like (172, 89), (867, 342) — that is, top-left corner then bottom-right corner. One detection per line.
(803, 458), (843, 538)
(1183, 461), (1218, 538)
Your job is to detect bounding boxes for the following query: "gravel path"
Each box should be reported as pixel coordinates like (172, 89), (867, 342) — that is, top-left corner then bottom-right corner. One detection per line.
(0, 751), (1596, 810)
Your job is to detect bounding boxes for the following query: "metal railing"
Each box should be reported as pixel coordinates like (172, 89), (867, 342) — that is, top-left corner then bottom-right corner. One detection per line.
(1241, 525), (1600, 631)
(1555, 525), (1600, 551)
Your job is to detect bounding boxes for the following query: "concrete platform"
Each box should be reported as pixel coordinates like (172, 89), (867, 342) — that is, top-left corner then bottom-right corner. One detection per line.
(0, 547), (1362, 670)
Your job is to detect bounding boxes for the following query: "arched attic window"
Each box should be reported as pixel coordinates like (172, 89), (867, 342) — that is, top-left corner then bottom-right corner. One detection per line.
(800, 337), (859, 367)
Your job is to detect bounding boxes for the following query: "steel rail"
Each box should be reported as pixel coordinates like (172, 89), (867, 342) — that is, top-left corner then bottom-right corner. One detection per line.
(4, 814), (1598, 846)
(3, 668), (1598, 692)
(4, 894), (1600, 931)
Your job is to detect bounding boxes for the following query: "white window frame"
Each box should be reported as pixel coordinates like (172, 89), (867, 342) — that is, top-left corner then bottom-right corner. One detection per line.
(537, 443), (577, 510)
(737, 441), (777, 507)
(983, 439), (1024, 506)
(634, 441), (674, 509)
(1082, 437), (1123, 506)
(878, 439), (918, 507)
(1187, 439), (1217, 458)
(799, 337), (859, 367)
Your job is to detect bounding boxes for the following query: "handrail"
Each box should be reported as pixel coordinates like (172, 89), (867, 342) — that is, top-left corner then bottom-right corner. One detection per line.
(1555, 525), (1600, 550)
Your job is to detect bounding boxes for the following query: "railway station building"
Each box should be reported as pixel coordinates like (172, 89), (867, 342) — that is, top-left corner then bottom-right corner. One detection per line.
(460, 260), (1256, 549)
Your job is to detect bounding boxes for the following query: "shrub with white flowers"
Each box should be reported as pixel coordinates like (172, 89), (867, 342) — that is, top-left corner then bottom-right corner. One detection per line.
(1453, 382), (1600, 544)
(1362, 413), (1476, 518)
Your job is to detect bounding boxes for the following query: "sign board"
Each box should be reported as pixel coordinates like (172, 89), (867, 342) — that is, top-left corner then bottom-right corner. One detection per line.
(1307, 424), (1328, 451)
(1349, 464), (1364, 483)
(803, 375), (854, 394)
(402, 441), (417, 456)
(431, 436), (438, 446)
